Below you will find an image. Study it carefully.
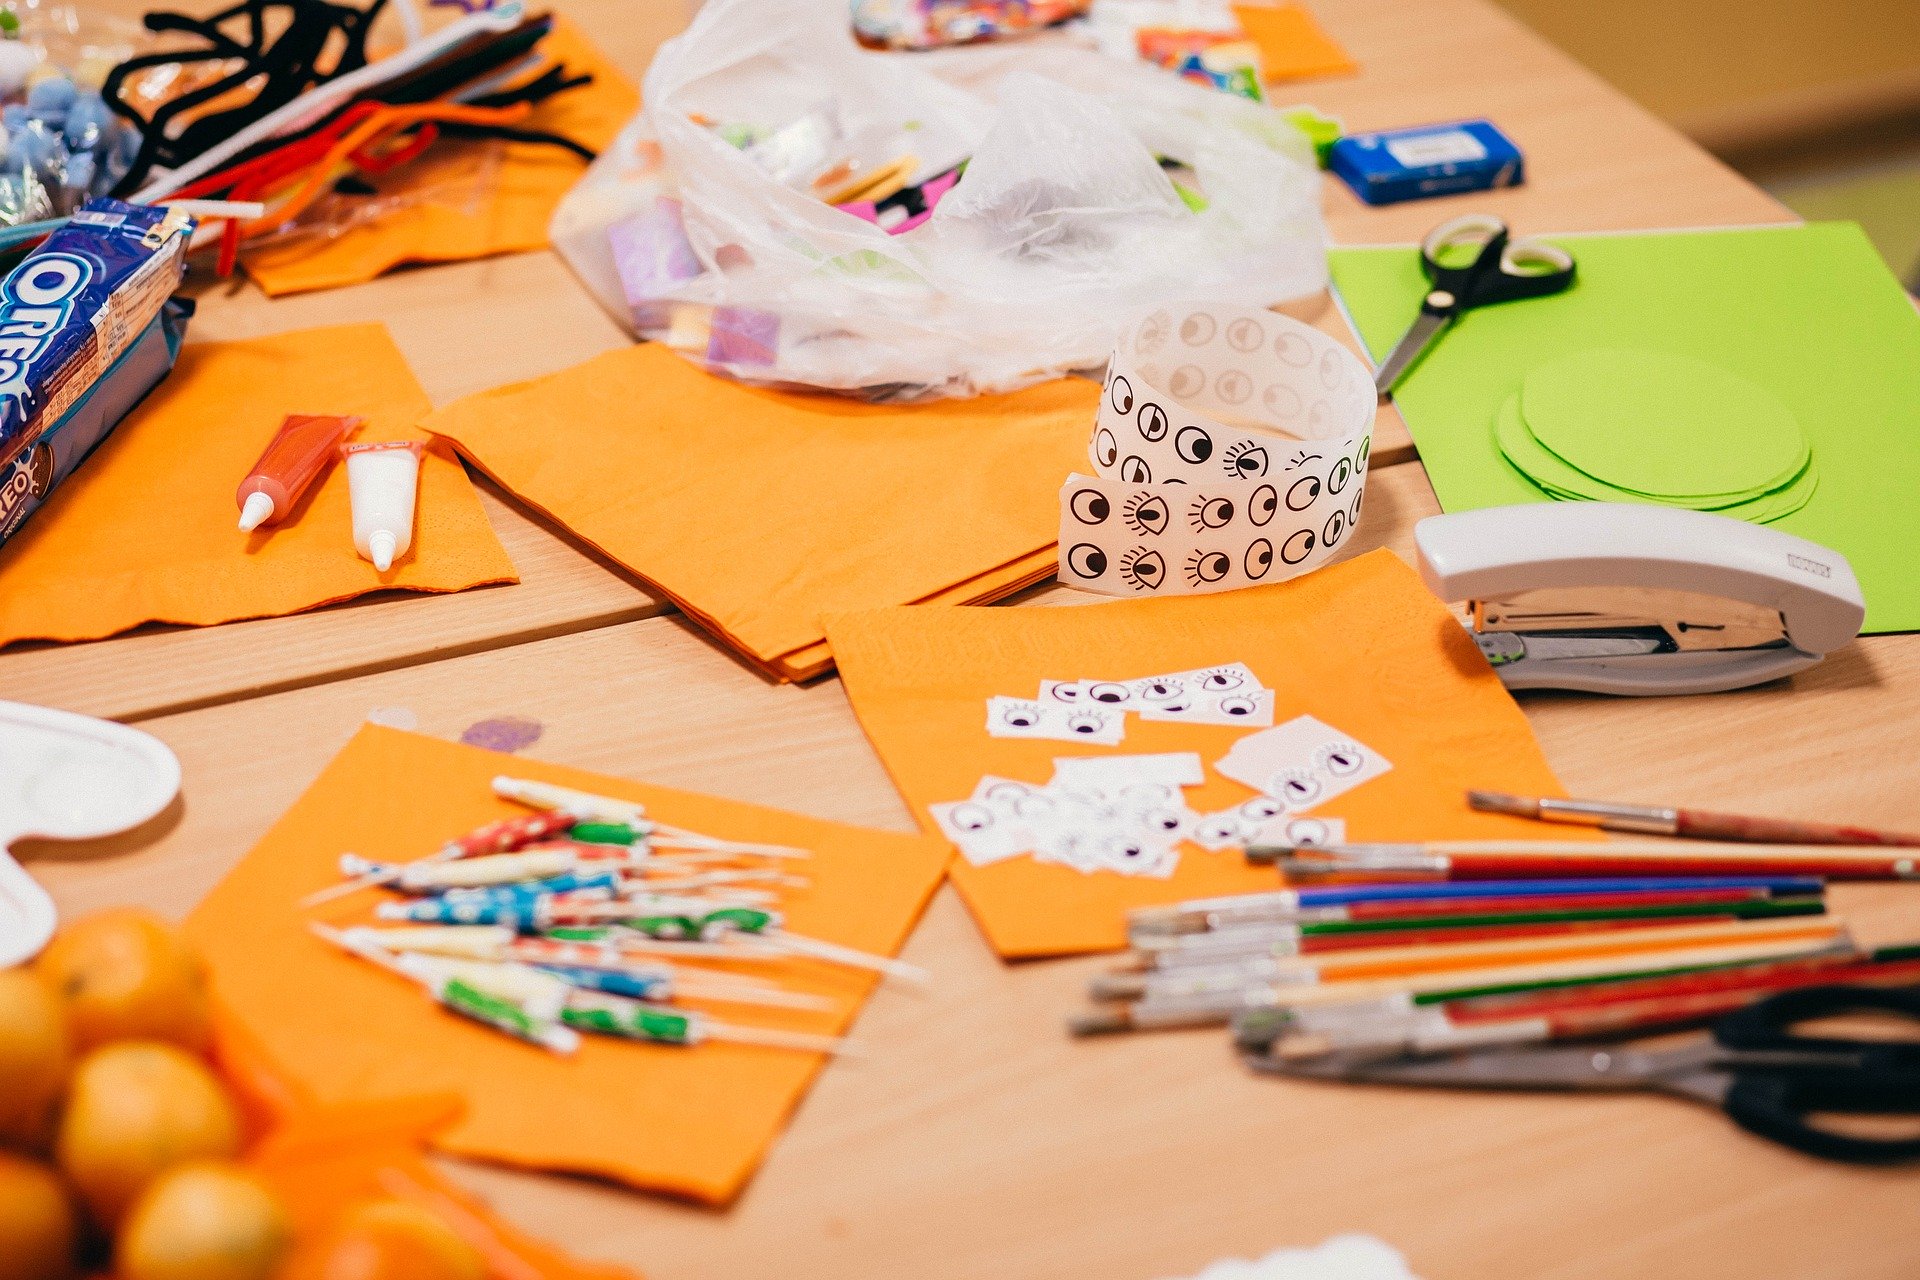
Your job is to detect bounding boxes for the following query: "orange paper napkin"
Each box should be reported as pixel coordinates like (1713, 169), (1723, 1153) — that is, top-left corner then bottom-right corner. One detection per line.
(186, 725), (951, 1204)
(426, 343), (1102, 680)
(242, 21), (640, 297)
(1232, 4), (1358, 82)
(0, 324), (516, 648)
(826, 550), (1583, 958)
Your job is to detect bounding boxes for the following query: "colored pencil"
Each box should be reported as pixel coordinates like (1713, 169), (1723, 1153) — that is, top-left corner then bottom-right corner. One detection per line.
(1469, 789), (1920, 846)
(1253, 840), (1920, 881)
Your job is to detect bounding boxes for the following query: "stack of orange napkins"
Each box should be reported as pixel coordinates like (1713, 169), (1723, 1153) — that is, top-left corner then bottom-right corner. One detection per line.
(242, 21), (639, 296)
(424, 344), (1101, 680)
(825, 551), (1580, 958)
(187, 726), (950, 1203)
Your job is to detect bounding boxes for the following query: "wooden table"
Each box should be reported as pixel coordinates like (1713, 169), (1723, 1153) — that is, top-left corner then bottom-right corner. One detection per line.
(10, 2), (1917, 1278)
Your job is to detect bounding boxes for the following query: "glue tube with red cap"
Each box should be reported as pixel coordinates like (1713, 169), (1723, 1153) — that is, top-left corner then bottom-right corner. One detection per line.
(235, 414), (360, 531)
(342, 439), (424, 571)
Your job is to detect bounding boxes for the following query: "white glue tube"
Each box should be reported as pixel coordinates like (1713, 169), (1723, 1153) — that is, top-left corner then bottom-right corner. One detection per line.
(342, 440), (424, 571)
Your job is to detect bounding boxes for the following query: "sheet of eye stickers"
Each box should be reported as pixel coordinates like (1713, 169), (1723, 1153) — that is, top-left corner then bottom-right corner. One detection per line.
(929, 766), (1203, 877)
(1002, 664), (1276, 741)
(1214, 715), (1393, 811)
(1060, 304), (1376, 597)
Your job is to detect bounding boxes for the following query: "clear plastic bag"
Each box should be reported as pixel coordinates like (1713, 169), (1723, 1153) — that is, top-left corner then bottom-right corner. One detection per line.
(550, 0), (1327, 400)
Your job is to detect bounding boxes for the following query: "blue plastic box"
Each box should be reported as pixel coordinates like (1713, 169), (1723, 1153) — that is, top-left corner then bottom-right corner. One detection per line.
(1329, 119), (1524, 206)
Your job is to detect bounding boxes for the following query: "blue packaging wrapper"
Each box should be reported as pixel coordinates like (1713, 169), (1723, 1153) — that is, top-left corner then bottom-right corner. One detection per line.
(0, 197), (191, 475)
(1329, 119), (1524, 206)
(0, 297), (191, 549)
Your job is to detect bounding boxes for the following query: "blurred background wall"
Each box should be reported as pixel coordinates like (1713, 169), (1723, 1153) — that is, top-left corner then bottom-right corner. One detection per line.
(1496, 0), (1920, 285)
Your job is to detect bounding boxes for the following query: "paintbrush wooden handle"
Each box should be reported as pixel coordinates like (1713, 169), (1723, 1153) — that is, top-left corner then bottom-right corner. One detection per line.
(1445, 848), (1920, 881)
(1673, 809), (1920, 846)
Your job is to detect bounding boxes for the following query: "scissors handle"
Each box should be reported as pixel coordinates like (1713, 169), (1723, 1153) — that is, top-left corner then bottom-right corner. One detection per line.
(1715, 984), (1920, 1164)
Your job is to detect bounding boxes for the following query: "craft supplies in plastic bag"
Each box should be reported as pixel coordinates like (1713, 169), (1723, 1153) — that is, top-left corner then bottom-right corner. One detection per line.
(851, 0), (1092, 49)
(550, 0), (1326, 399)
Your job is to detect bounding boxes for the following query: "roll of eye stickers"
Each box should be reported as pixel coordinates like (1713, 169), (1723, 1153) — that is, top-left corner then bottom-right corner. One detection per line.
(1059, 305), (1376, 596)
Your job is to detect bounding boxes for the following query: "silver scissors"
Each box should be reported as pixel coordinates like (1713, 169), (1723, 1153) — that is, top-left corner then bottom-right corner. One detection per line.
(1373, 213), (1577, 394)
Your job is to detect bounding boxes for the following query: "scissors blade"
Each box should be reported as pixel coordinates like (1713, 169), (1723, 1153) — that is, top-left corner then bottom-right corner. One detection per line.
(1373, 310), (1448, 395)
(1255, 1043), (1700, 1092)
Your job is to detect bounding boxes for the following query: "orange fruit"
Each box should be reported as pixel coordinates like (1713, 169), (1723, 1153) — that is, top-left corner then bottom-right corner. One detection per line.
(0, 968), (71, 1151)
(278, 1199), (485, 1280)
(53, 1041), (241, 1229)
(117, 1161), (291, 1280)
(35, 909), (210, 1053)
(0, 1149), (79, 1280)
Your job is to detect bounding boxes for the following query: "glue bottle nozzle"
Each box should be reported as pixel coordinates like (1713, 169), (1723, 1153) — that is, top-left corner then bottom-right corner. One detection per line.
(237, 491), (275, 532)
(369, 529), (397, 572)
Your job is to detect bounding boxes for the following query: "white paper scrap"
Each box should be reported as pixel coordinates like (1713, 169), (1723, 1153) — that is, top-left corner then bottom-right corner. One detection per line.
(985, 697), (1126, 745)
(1214, 715), (1391, 810)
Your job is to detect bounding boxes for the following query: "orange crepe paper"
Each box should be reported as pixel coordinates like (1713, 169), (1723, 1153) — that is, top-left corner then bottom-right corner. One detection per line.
(825, 550), (1594, 959)
(242, 21), (639, 296)
(186, 726), (951, 1204)
(0, 324), (516, 649)
(425, 343), (1102, 680)
(214, 1010), (644, 1280)
(1231, 4), (1358, 82)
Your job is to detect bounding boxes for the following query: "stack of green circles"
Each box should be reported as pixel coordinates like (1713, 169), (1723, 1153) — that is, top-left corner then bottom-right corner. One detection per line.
(1493, 348), (1817, 523)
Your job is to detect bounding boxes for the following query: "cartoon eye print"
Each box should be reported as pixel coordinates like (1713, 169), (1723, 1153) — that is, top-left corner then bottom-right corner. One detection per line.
(1153, 693), (1194, 715)
(1308, 401), (1332, 437)
(1323, 508), (1347, 549)
(1066, 711), (1110, 736)
(1357, 436), (1371, 467)
(1184, 549), (1232, 587)
(1123, 491), (1170, 536)
(1271, 769), (1322, 807)
(1287, 450), (1323, 470)
(1284, 817), (1333, 847)
(1140, 808), (1187, 835)
(1328, 456), (1353, 495)
(1196, 814), (1243, 843)
(1316, 743), (1367, 777)
(1226, 317), (1265, 352)
(1085, 681), (1129, 705)
(1219, 695), (1260, 718)
(982, 780), (1036, 804)
(948, 803), (996, 834)
(1119, 455), (1152, 484)
(1274, 332), (1313, 366)
(1101, 834), (1152, 864)
(1244, 539), (1273, 580)
(1120, 547), (1167, 591)
(1318, 349), (1345, 390)
(1239, 796), (1285, 822)
(1214, 369), (1252, 405)
(1120, 783), (1177, 808)
(1263, 382), (1303, 420)
(1092, 428), (1118, 469)
(1348, 488), (1364, 526)
(1197, 666), (1246, 692)
(1109, 374), (1133, 415)
(1250, 484), (1278, 526)
(1175, 425), (1213, 464)
(1280, 529), (1317, 565)
(998, 701), (1043, 729)
(1043, 683), (1083, 703)
(1138, 310), (1171, 351)
(1065, 543), (1108, 579)
(1131, 676), (1184, 702)
(1180, 312), (1217, 345)
(1068, 488), (1109, 525)
(1014, 793), (1058, 819)
(1136, 402), (1169, 441)
(1286, 475), (1321, 511)
(1223, 441), (1269, 479)
(1169, 365), (1205, 399)
(1188, 495), (1235, 531)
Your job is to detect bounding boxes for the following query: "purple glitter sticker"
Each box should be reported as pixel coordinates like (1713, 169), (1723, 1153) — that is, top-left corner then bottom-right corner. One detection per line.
(459, 716), (544, 753)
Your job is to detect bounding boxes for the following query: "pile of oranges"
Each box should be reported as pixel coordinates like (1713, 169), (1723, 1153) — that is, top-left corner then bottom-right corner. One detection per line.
(0, 908), (487, 1280)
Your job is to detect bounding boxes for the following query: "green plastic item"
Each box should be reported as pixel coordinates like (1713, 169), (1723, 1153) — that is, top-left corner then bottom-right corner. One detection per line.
(1283, 108), (1342, 168)
(442, 978), (545, 1042)
(569, 821), (638, 846)
(1329, 222), (1920, 634)
(563, 1003), (695, 1045)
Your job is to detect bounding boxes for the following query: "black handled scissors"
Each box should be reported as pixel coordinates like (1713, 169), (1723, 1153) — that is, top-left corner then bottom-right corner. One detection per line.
(1245, 984), (1920, 1164)
(1372, 213), (1576, 394)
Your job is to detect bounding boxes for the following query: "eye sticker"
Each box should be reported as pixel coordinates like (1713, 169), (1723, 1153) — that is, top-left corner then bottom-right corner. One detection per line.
(1188, 495), (1235, 531)
(1197, 666), (1245, 692)
(1069, 488), (1109, 525)
(1239, 796), (1285, 823)
(996, 700), (1041, 729)
(1250, 484), (1277, 526)
(1322, 509), (1346, 549)
(1214, 715), (1393, 811)
(1066, 711), (1115, 737)
(1270, 769), (1322, 808)
(1123, 491), (1170, 536)
(1175, 425), (1213, 464)
(1183, 549), (1232, 587)
(1119, 456), (1152, 484)
(1092, 428), (1118, 469)
(1280, 529), (1316, 565)
(1064, 543), (1108, 579)
(1137, 402), (1169, 441)
(1226, 317), (1265, 351)
(1085, 682), (1129, 705)
(1244, 539), (1273, 580)
(949, 803), (994, 833)
(1219, 695), (1260, 718)
(1192, 812), (1246, 850)
(929, 800), (1030, 866)
(1214, 368), (1252, 405)
(985, 697), (1126, 744)
(1040, 680), (1083, 704)
(1138, 687), (1274, 726)
(1316, 743), (1367, 777)
(1180, 312), (1216, 345)
(1130, 676), (1185, 702)
(1286, 475), (1321, 511)
(1223, 440), (1268, 479)
(1328, 456), (1353, 495)
(1109, 374), (1133, 415)
(1120, 547), (1166, 591)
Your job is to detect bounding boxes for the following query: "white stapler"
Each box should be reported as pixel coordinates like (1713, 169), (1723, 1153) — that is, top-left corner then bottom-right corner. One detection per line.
(1414, 504), (1866, 696)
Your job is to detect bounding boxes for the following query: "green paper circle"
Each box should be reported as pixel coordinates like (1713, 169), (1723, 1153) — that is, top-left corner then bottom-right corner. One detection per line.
(1494, 394), (1816, 524)
(1520, 349), (1808, 499)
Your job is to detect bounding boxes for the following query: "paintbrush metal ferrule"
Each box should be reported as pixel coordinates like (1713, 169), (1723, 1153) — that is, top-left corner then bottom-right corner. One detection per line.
(1254, 843), (1450, 876)
(1470, 790), (1678, 834)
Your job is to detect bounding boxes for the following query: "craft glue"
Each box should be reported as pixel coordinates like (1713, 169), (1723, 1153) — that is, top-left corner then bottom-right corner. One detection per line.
(235, 413), (359, 530)
(342, 439), (423, 571)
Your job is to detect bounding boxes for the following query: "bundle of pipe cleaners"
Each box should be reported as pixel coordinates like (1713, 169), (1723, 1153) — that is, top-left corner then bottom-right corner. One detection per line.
(98, 0), (598, 274)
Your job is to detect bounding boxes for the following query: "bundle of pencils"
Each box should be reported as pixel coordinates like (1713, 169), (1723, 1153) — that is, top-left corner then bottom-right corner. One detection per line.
(1070, 876), (1861, 1035)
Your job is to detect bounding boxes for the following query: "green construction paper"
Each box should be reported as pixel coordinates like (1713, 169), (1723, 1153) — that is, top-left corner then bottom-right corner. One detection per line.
(1521, 348), (1807, 498)
(1329, 222), (1920, 634)
(1494, 394), (1817, 523)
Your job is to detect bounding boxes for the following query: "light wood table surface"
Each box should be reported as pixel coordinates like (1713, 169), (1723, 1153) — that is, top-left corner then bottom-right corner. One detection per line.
(13, 1), (1918, 1278)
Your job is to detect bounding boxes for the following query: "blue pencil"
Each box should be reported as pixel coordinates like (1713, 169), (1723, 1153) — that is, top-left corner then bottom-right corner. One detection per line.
(1287, 876), (1822, 905)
